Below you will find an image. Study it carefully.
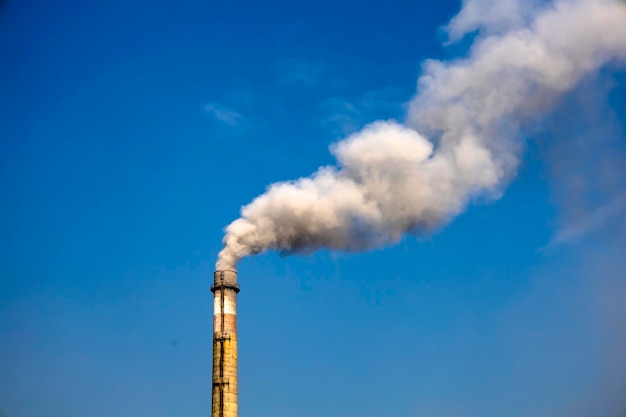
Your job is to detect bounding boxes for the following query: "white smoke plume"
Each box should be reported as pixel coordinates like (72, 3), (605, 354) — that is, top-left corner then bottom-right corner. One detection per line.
(216, 0), (626, 271)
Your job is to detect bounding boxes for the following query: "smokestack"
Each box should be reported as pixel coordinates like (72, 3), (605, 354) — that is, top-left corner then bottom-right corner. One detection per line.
(211, 270), (240, 417)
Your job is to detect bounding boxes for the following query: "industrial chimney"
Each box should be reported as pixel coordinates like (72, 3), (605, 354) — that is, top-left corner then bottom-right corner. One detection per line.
(211, 270), (240, 417)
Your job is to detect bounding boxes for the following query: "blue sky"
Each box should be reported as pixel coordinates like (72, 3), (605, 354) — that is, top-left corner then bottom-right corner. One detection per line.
(1, 1), (626, 417)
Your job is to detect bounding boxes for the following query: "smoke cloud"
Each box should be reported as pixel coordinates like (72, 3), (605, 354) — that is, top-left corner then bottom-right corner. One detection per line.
(216, 0), (626, 271)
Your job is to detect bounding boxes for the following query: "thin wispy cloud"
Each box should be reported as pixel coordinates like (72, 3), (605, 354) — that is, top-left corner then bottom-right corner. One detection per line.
(546, 191), (626, 250)
(273, 58), (337, 90)
(204, 102), (244, 126)
(319, 97), (361, 135)
(319, 87), (406, 135)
